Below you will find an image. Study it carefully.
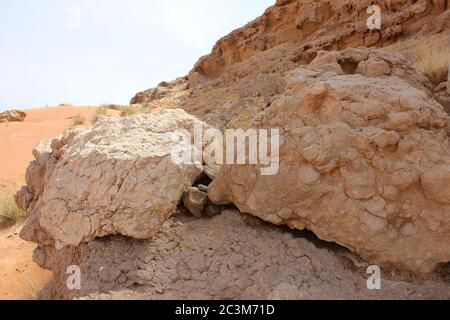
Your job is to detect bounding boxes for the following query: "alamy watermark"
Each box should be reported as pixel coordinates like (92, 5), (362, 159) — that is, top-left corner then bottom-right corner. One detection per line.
(171, 122), (280, 176)
(66, 265), (81, 290)
(366, 265), (382, 290)
(367, 5), (381, 30)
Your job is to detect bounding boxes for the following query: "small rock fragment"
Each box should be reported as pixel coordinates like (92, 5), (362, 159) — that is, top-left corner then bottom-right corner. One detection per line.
(182, 187), (208, 218)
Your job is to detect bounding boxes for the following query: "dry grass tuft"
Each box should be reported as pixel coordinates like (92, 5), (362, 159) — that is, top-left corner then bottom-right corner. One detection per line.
(91, 104), (150, 123)
(100, 104), (123, 111)
(91, 107), (108, 124)
(119, 104), (149, 117)
(388, 32), (450, 83)
(70, 114), (86, 127)
(0, 185), (26, 227)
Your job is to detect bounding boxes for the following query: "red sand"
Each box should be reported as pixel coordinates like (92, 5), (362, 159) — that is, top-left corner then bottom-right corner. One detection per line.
(0, 106), (97, 300)
(0, 106), (96, 184)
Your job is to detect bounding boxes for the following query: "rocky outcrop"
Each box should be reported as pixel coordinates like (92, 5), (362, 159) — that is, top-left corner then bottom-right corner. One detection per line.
(0, 109), (26, 122)
(130, 5), (449, 130)
(17, 109), (204, 249)
(208, 48), (450, 274)
(16, 1), (450, 300)
(130, 77), (188, 106)
(191, 0), (449, 79)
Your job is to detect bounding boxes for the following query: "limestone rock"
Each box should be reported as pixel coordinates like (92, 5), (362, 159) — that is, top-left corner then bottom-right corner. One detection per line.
(0, 109), (26, 122)
(18, 109), (204, 249)
(208, 48), (450, 274)
(182, 187), (208, 218)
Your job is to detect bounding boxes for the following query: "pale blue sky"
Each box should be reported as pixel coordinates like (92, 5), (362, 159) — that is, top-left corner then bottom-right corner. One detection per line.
(0, 0), (273, 111)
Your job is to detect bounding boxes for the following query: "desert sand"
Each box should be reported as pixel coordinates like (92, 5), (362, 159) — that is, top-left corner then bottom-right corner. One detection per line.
(0, 106), (96, 184)
(0, 106), (97, 300)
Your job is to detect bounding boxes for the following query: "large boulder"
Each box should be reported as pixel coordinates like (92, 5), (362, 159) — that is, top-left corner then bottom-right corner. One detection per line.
(208, 48), (450, 274)
(18, 109), (203, 249)
(0, 109), (26, 122)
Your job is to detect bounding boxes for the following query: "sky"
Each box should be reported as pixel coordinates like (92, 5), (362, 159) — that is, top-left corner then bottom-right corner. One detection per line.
(0, 0), (274, 111)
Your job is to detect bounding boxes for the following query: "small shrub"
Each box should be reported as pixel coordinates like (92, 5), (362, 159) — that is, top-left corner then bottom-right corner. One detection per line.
(101, 104), (123, 111)
(91, 107), (108, 124)
(388, 32), (450, 83)
(0, 186), (26, 227)
(71, 114), (85, 127)
(119, 104), (148, 117)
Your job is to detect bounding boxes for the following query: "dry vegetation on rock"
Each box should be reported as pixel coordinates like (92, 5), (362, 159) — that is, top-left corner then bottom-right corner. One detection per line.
(388, 31), (450, 83)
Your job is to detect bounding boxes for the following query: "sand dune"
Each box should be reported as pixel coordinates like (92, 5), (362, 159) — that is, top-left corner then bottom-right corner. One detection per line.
(0, 106), (97, 185)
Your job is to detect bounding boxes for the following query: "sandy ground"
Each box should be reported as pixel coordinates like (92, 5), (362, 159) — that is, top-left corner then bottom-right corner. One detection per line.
(0, 226), (51, 300)
(0, 106), (98, 300)
(0, 106), (97, 184)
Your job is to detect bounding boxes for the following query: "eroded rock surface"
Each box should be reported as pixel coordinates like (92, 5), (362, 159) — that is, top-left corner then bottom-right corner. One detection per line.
(131, 3), (450, 130)
(34, 211), (450, 300)
(208, 48), (450, 274)
(17, 109), (203, 249)
(191, 0), (448, 78)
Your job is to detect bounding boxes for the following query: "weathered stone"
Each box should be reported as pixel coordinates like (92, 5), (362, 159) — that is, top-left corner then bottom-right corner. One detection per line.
(19, 109), (203, 249)
(182, 187), (208, 218)
(191, 0), (448, 78)
(208, 48), (450, 274)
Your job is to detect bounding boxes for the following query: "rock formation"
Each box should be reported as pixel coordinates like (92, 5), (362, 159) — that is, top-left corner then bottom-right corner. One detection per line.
(0, 109), (26, 122)
(17, 109), (204, 249)
(190, 0), (448, 79)
(208, 48), (450, 274)
(17, 0), (450, 299)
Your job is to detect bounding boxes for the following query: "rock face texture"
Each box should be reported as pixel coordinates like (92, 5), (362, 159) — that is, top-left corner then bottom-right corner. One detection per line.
(131, 2), (449, 131)
(17, 109), (203, 249)
(191, 0), (448, 78)
(208, 48), (450, 274)
(130, 77), (188, 106)
(34, 211), (450, 300)
(0, 109), (26, 122)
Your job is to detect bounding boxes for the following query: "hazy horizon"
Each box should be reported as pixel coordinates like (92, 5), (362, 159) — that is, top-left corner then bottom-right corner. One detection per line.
(0, 0), (273, 111)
